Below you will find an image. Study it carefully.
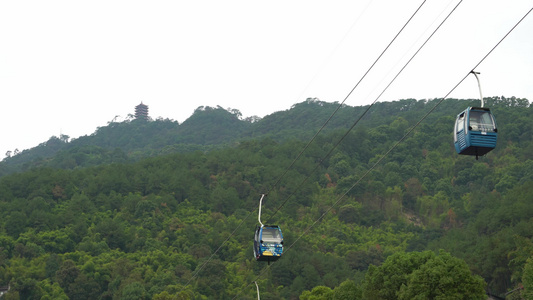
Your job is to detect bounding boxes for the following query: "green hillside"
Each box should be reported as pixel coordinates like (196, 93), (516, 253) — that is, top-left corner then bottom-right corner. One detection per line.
(1, 97), (452, 176)
(0, 97), (532, 299)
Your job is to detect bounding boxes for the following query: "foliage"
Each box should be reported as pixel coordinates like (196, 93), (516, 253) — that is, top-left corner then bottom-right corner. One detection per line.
(362, 250), (485, 300)
(0, 97), (531, 299)
(523, 257), (533, 299)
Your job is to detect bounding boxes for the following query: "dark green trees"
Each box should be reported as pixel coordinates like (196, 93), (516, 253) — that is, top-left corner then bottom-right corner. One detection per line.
(0, 97), (531, 298)
(362, 250), (486, 300)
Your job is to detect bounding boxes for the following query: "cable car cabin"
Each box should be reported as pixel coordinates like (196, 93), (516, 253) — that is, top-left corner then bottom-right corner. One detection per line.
(454, 107), (497, 159)
(254, 225), (283, 263)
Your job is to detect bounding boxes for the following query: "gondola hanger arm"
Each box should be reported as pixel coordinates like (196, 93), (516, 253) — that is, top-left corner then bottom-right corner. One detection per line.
(253, 281), (260, 300)
(258, 194), (265, 227)
(470, 71), (484, 108)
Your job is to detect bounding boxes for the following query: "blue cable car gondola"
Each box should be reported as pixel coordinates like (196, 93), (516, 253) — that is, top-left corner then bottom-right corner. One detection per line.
(254, 194), (283, 264)
(253, 224), (283, 263)
(454, 106), (497, 159)
(453, 71), (498, 159)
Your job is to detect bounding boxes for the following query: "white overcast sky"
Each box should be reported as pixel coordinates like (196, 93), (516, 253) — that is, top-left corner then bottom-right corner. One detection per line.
(1, 0), (532, 159)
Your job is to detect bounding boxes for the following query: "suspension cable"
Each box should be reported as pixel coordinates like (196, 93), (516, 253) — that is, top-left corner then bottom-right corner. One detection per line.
(266, 0), (458, 223)
(175, 3), (428, 297)
(264, 0), (428, 198)
(232, 5), (533, 299)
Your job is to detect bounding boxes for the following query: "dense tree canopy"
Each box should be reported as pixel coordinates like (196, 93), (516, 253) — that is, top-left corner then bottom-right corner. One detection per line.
(362, 250), (485, 300)
(0, 97), (531, 299)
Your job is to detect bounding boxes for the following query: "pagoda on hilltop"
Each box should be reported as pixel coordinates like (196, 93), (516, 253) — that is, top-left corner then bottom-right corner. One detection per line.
(135, 102), (149, 121)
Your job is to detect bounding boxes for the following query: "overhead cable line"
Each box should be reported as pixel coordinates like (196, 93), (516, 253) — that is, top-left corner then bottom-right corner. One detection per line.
(266, 0), (442, 223)
(284, 0), (533, 270)
(235, 0), (464, 294)
(358, 0), (457, 101)
(232, 4), (533, 299)
(294, 0), (373, 103)
(265, 0), (428, 198)
(175, 2), (428, 297)
(175, 210), (254, 297)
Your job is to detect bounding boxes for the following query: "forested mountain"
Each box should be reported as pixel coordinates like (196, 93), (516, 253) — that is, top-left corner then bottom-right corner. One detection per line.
(0, 97), (532, 299)
(1, 97), (458, 176)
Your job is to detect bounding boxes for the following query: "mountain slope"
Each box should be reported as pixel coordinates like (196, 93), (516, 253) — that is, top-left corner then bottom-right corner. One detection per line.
(1, 96), (529, 176)
(0, 96), (531, 298)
